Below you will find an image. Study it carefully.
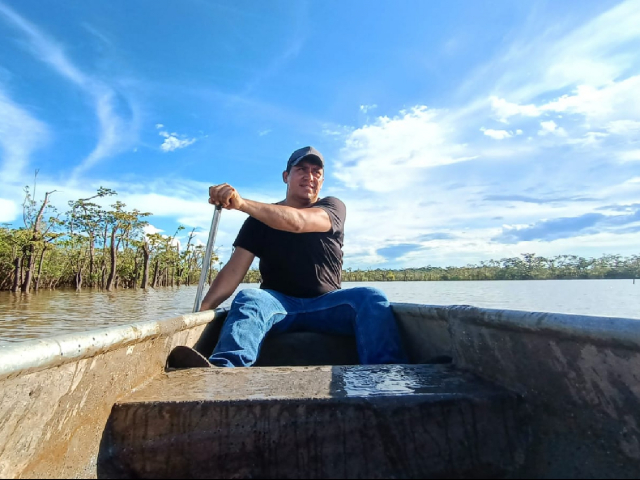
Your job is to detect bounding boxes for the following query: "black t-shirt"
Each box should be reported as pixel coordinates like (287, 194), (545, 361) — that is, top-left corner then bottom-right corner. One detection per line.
(233, 197), (346, 298)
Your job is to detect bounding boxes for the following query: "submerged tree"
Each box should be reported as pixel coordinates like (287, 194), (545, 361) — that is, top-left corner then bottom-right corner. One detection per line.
(19, 172), (58, 293)
(66, 187), (116, 290)
(104, 201), (150, 291)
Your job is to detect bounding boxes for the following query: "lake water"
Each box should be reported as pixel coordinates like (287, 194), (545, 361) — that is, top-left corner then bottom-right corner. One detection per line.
(0, 279), (638, 345)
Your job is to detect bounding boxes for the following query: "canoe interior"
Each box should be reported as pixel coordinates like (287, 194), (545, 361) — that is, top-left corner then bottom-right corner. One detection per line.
(1, 304), (640, 478)
(100, 364), (530, 479)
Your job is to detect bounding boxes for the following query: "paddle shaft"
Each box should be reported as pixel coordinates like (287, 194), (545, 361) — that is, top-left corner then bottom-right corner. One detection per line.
(193, 205), (223, 313)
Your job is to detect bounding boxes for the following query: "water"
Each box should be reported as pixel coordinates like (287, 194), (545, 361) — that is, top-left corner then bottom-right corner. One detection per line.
(0, 280), (638, 345)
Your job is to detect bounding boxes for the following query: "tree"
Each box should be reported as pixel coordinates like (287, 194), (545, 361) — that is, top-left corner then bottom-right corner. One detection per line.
(20, 174), (57, 293)
(66, 187), (116, 289)
(104, 202), (150, 291)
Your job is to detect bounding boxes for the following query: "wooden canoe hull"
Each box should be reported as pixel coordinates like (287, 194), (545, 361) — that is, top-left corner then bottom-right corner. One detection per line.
(1, 304), (640, 478)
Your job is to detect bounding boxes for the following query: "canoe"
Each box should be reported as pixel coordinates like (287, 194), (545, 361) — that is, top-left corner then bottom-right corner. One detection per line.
(1, 303), (640, 478)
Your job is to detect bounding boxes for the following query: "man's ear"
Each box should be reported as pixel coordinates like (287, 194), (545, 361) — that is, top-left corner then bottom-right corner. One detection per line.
(282, 171), (288, 184)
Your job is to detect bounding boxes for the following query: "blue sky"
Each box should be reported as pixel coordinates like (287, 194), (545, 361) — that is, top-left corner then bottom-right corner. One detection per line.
(0, 0), (639, 269)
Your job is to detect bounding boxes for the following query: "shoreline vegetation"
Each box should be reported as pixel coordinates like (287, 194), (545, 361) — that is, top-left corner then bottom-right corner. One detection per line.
(1, 185), (639, 293)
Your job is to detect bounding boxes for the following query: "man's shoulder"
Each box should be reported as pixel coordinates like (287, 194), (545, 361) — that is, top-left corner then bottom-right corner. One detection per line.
(314, 196), (345, 208)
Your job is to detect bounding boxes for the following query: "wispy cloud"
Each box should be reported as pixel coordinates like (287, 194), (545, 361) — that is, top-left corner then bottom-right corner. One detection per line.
(0, 2), (138, 178)
(474, 0), (640, 102)
(484, 194), (597, 205)
(0, 88), (50, 182)
(360, 104), (378, 114)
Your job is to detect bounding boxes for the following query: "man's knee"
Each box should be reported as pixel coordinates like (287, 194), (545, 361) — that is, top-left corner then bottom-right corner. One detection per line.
(230, 289), (276, 315)
(349, 286), (390, 304)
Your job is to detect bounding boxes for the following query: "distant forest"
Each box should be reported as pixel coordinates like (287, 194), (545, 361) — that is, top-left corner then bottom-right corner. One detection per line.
(341, 253), (640, 282)
(2, 183), (639, 292)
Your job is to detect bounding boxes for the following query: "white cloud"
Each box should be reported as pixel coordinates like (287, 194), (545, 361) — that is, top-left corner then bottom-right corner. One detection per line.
(160, 136), (196, 152)
(491, 76), (640, 134)
(619, 150), (640, 162)
(334, 106), (473, 192)
(490, 96), (540, 123)
(607, 119), (640, 135)
(360, 104), (378, 114)
(143, 224), (164, 235)
(155, 124), (164, 129)
(546, 78), (640, 125)
(258, 129), (271, 137)
(0, 198), (18, 223)
(0, 89), (50, 182)
(158, 130), (196, 152)
(481, 127), (513, 140)
(538, 120), (567, 137)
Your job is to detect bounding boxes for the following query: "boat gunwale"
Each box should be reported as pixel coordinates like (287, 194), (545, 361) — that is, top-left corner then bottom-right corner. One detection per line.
(0, 309), (223, 381)
(394, 303), (640, 350)
(2, 303), (640, 381)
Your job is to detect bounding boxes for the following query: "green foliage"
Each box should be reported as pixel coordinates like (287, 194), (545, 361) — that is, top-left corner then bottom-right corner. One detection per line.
(0, 188), (220, 291)
(341, 253), (640, 282)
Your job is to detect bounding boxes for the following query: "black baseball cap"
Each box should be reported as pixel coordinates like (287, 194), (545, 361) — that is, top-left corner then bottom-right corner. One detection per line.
(286, 146), (324, 172)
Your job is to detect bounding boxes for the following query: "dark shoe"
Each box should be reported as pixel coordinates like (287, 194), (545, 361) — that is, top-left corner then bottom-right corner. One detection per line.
(167, 346), (213, 369)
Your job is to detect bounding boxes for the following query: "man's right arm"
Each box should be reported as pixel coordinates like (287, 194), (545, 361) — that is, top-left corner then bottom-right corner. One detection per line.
(199, 247), (255, 311)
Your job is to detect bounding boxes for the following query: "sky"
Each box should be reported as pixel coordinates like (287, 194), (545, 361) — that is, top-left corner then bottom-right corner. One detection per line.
(0, 0), (639, 269)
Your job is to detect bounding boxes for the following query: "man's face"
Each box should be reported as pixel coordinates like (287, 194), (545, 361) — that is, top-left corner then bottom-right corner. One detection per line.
(284, 159), (324, 201)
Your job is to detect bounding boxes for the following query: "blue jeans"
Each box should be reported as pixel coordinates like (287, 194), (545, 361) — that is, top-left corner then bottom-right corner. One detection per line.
(209, 286), (408, 367)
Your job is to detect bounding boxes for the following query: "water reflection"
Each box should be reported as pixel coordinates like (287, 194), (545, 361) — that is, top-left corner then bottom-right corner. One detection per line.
(0, 279), (638, 345)
(0, 285), (251, 345)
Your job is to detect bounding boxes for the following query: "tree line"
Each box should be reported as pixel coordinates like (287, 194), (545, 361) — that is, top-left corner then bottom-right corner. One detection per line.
(0, 182), (251, 292)
(342, 252), (640, 282)
(1, 181), (638, 293)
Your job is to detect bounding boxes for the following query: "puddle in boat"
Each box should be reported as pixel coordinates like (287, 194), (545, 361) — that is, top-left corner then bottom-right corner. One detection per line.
(334, 365), (472, 397)
(339, 366), (426, 397)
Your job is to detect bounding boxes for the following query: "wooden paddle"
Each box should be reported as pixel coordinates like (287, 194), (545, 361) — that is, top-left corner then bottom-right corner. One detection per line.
(193, 205), (223, 313)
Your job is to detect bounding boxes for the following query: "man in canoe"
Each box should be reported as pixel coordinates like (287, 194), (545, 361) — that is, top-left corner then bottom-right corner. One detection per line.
(199, 146), (407, 367)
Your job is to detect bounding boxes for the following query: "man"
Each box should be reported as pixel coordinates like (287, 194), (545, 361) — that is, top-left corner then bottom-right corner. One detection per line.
(199, 146), (407, 367)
